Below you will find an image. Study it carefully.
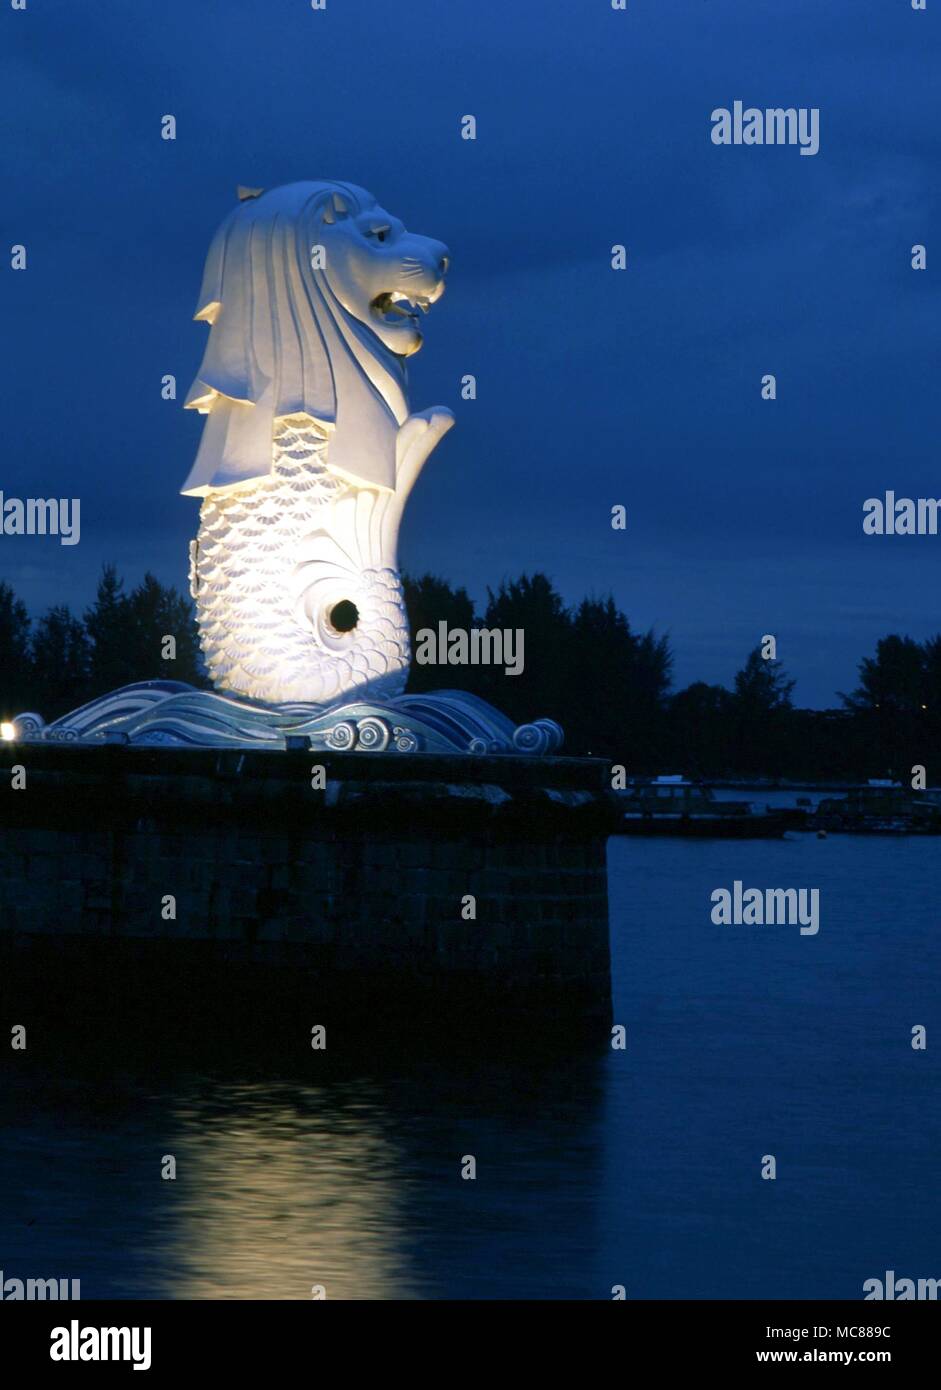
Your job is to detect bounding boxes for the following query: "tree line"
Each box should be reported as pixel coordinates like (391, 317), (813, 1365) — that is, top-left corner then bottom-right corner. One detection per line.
(1, 566), (939, 781)
(0, 566), (205, 718)
(404, 574), (941, 780)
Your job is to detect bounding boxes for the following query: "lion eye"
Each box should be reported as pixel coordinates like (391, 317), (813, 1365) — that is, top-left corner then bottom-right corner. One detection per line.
(366, 225), (391, 243)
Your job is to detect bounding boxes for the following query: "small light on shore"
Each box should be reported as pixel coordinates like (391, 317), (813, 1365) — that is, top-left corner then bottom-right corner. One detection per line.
(1, 721), (16, 742)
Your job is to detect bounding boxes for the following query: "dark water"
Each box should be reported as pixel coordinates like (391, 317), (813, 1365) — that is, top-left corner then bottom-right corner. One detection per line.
(1, 832), (938, 1300)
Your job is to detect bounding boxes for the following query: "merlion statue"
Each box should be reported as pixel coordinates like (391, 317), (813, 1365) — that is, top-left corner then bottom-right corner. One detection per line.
(13, 179), (563, 753)
(182, 180), (454, 707)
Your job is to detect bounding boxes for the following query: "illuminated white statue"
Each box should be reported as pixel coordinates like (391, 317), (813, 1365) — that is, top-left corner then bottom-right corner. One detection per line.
(182, 181), (454, 706)
(14, 180), (563, 753)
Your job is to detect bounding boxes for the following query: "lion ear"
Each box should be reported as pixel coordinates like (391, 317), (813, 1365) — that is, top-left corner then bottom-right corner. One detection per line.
(322, 192), (350, 225)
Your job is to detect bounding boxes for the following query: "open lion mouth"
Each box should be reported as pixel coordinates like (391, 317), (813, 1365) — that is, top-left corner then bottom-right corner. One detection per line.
(370, 285), (443, 327)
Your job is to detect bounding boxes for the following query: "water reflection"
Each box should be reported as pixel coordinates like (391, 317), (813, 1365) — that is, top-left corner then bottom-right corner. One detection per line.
(153, 1080), (412, 1299)
(0, 1050), (607, 1299)
(4, 833), (941, 1298)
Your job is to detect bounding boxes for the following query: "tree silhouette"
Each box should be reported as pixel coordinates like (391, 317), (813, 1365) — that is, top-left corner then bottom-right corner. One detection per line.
(30, 606), (90, 718)
(840, 634), (935, 780)
(567, 596), (672, 761)
(730, 647), (796, 777)
(84, 565), (134, 696)
(0, 580), (32, 714)
(403, 573), (477, 694)
(480, 573), (572, 727)
(734, 646), (795, 712)
(843, 635), (926, 715)
(568, 597), (636, 757)
(670, 681), (735, 777)
(84, 566), (204, 696)
(125, 573), (204, 686)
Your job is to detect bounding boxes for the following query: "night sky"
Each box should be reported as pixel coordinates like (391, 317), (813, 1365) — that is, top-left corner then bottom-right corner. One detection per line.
(2, 0), (938, 706)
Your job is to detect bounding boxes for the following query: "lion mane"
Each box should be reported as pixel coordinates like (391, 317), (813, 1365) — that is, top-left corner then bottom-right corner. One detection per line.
(181, 181), (410, 497)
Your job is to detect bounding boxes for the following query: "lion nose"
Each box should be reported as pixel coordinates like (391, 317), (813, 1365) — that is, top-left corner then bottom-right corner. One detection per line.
(422, 239), (449, 277)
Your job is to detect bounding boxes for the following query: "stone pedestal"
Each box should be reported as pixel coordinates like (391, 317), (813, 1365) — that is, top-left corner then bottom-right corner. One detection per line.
(0, 746), (615, 1044)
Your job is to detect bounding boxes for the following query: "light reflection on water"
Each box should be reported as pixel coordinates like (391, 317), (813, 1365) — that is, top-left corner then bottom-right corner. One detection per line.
(1, 832), (938, 1299)
(0, 1055), (607, 1300)
(156, 1082), (414, 1299)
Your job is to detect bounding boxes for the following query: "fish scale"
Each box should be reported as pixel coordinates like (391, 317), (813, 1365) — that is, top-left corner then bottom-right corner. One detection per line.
(189, 415), (411, 706)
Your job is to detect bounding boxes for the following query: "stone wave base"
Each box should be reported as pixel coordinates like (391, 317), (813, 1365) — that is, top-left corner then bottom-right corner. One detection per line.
(12, 681), (564, 755)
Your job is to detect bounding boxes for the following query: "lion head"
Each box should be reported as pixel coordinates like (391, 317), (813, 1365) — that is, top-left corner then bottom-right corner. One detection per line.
(181, 181), (450, 497)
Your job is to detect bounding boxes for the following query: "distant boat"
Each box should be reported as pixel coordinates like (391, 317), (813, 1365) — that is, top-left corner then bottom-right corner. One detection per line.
(811, 780), (941, 835)
(615, 776), (789, 839)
